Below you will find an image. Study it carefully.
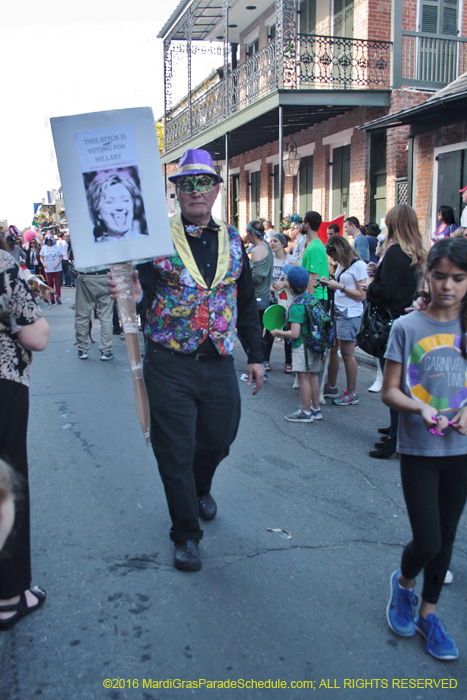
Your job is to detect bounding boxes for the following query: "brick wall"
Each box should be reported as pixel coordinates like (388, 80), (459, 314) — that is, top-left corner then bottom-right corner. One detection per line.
(385, 89), (433, 211)
(228, 104), (392, 232)
(402, 1), (418, 31)
(354, 0), (392, 42)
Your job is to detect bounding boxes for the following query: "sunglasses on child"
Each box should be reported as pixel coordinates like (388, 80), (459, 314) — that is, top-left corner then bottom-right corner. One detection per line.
(177, 175), (217, 194)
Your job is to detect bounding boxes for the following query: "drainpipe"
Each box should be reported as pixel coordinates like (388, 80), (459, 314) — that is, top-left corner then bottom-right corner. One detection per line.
(391, 0), (403, 89)
(225, 132), (229, 222)
(279, 105), (284, 223)
(407, 134), (414, 207)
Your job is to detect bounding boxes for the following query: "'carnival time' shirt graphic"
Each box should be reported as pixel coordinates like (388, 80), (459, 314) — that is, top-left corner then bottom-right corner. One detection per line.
(407, 333), (467, 413)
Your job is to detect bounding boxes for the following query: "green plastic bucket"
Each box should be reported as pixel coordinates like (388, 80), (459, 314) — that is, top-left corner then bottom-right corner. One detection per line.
(263, 304), (286, 331)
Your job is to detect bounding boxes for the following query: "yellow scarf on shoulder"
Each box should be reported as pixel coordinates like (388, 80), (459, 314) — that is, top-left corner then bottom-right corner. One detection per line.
(170, 214), (230, 290)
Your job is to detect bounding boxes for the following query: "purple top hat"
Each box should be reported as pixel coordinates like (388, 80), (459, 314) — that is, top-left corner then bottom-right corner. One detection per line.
(168, 149), (223, 184)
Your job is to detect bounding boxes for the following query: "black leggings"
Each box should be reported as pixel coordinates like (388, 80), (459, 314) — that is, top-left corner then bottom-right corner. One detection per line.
(0, 380), (31, 599)
(400, 453), (467, 604)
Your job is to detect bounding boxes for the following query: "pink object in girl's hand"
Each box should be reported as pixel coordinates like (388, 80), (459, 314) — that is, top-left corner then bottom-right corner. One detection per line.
(430, 416), (444, 436)
(429, 427), (444, 436)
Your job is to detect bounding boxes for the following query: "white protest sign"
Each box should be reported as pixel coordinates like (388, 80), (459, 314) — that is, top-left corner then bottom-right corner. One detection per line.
(51, 107), (173, 270)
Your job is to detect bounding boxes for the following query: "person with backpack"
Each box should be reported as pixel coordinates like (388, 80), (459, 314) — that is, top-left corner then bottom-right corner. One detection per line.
(270, 265), (333, 423)
(320, 236), (367, 406)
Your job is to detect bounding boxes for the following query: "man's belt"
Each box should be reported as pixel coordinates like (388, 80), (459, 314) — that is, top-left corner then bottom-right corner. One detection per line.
(81, 269), (110, 276)
(191, 350), (222, 362)
(148, 340), (222, 362)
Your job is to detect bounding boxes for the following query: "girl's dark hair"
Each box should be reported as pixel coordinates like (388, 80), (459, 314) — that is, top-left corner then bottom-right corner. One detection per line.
(0, 236), (6, 251)
(438, 205), (456, 226)
(426, 237), (467, 359)
(248, 219), (265, 234)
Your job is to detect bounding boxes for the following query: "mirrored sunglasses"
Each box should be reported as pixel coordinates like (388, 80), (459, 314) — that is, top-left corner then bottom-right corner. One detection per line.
(177, 175), (216, 194)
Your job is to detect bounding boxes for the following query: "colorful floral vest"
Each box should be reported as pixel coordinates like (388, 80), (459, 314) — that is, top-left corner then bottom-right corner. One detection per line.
(146, 215), (243, 355)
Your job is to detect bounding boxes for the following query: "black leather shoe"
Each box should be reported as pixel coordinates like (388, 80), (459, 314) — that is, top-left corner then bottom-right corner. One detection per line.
(173, 540), (201, 571)
(369, 437), (397, 459)
(198, 494), (217, 521)
(377, 427), (391, 435)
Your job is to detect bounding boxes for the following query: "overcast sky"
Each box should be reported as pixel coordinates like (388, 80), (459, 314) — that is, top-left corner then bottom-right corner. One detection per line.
(1, 1), (218, 228)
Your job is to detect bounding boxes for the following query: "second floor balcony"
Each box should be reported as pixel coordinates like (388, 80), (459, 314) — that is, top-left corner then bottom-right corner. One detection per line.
(165, 33), (393, 152)
(158, 0), (467, 156)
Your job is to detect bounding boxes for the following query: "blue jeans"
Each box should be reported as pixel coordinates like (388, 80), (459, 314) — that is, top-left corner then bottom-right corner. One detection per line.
(62, 260), (72, 287)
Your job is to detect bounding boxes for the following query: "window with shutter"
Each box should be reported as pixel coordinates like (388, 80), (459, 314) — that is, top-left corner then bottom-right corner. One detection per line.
(420, 0), (458, 34)
(273, 164), (280, 229)
(443, 8), (457, 35)
(421, 4), (438, 33)
(334, 0), (354, 38)
(299, 156), (313, 216)
(419, 1), (458, 83)
(300, 0), (316, 35)
(247, 39), (259, 58)
(250, 171), (260, 221)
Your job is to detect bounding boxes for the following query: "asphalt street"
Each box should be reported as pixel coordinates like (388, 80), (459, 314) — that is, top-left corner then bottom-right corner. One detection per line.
(0, 290), (466, 700)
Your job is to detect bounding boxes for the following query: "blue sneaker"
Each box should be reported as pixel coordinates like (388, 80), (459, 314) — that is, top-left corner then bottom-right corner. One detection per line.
(386, 569), (418, 637)
(415, 614), (459, 660)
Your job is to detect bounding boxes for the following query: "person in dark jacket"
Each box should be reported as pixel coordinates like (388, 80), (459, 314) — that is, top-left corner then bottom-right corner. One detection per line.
(366, 205), (426, 458)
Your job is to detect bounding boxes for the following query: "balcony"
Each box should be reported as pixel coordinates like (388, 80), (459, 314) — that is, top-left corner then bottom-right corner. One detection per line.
(165, 34), (392, 152)
(401, 32), (467, 89)
(163, 29), (467, 154)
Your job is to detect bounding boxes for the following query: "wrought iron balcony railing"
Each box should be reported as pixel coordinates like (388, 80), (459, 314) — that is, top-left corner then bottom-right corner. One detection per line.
(230, 42), (278, 113)
(297, 34), (391, 89)
(402, 31), (467, 88)
(164, 34), (392, 151)
(163, 27), (467, 152)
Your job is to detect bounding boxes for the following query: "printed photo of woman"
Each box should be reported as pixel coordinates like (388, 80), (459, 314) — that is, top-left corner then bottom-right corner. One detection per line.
(84, 167), (148, 243)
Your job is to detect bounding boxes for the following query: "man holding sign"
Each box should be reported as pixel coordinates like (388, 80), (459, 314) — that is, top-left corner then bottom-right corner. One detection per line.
(126, 149), (264, 572)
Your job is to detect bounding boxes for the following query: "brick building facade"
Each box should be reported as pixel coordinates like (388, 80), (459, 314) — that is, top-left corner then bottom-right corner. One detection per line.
(158, 0), (467, 236)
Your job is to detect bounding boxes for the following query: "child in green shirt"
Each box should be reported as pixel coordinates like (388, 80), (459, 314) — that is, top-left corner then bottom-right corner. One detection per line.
(271, 265), (322, 423)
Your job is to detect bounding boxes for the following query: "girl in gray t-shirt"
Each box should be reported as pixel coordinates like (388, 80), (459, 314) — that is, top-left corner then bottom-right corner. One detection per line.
(382, 237), (467, 662)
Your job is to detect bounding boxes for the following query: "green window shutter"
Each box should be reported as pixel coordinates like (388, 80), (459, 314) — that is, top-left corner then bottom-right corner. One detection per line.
(300, 0), (316, 34)
(250, 171), (260, 220)
(299, 155), (313, 216)
(334, 0), (354, 38)
(421, 4), (438, 33)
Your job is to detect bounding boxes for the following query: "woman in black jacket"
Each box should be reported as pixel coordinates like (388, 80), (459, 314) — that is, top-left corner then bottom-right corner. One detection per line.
(25, 238), (41, 275)
(366, 205), (426, 458)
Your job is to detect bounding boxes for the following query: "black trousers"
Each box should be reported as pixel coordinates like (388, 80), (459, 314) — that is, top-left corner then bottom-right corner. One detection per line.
(0, 380), (31, 599)
(143, 342), (241, 542)
(400, 453), (467, 604)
